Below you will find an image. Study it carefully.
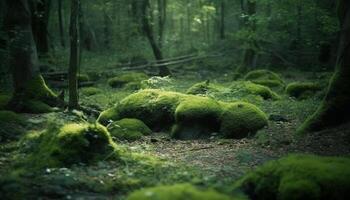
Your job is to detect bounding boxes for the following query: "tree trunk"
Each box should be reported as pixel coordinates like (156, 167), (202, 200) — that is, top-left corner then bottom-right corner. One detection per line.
(141, 0), (171, 76)
(68, 0), (80, 109)
(31, 0), (51, 56)
(220, 0), (225, 40)
(4, 0), (59, 113)
(157, 0), (166, 49)
(58, 0), (65, 47)
(298, 0), (350, 133)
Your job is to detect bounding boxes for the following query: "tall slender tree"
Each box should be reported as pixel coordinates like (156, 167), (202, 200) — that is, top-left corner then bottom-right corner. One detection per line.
(31, 0), (51, 56)
(299, 0), (350, 133)
(58, 0), (65, 47)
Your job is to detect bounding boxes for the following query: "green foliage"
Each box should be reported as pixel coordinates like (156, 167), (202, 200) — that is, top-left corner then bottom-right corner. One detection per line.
(107, 118), (152, 141)
(230, 81), (281, 100)
(81, 87), (103, 96)
(26, 123), (120, 168)
(127, 184), (234, 200)
(285, 82), (322, 99)
(141, 76), (174, 90)
(108, 73), (149, 88)
(234, 154), (350, 200)
(220, 102), (268, 139)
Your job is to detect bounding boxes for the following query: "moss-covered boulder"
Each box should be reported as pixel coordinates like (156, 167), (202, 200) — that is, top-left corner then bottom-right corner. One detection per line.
(0, 111), (27, 142)
(230, 81), (280, 100)
(99, 90), (268, 139)
(220, 102), (268, 139)
(186, 81), (220, 95)
(244, 70), (284, 89)
(127, 184), (235, 200)
(107, 118), (152, 141)
(108, 73), (149, 88)
(285, 82), (322, 99)
(27, 123), (119, 168)
(172, 97), (222, 139)
(234, 154), (350, 200)
(81, 87), (102, 96)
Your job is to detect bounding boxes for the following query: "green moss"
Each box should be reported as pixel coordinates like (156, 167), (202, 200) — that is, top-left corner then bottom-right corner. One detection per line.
(127, 184), (233, 200)
(251, 79), (284, 89)
(107, 118), (152, 141)
(81, 87), (102, 96)
(0, 111), (26, 126)
(22, 100), (54, 113)
(78, 74), (90, 82)
(234, 154), (350, 200)
(0, 94), (11, 110)
(186, 81), (220, 95)
(24, 75), (57, 102)
(124, 82), (143, 91)
(27, 123), (120, 168)
(108, 73), (149, 88)
(172, 97), (222, 139)
(220, 102), (268, 139)
(244, 70), (284, 84)
(99, 90), (268, 139)
(231, 81), (281, 100)
(0, 111), (27, 142)
(285, 82), (322, 99)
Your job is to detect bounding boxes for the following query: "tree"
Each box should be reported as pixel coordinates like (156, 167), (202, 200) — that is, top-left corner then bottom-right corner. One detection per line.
(58, 0), (65, 47)
(31, 0), (51, 56)
(68, 0), (80, 109)
(4, 0), (59, 112)
(298, 0), (350, 133)
(220, 0), (226, 40)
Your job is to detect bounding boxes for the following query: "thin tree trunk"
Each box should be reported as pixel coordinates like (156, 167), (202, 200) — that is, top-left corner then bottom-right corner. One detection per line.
(299, 0), (350, 133)
(58, 0), (65, 47)
(220, 0), (225, 40)
(31, 0), (51, 56)
(157, 0), (166, 49)
(68, 0), (80, 109)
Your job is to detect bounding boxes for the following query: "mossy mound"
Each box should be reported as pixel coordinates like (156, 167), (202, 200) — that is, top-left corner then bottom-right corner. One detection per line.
(220, 102), (268, 139)
(27, 123), (119, 168)
(107, 118), (152, 141)
(0, 111), (27, 142)
(108, 73), (149, 88)
(285, 82), (322, 99)
(186, 81), (220, 95)
(22, 100), (54, 113)
(234, 154), (350, 200)
(0, 94), (11, 110)
(99, 90), (268, 139)
(81, 87), (102, 96)
(127, 184), (234, 200)
(230, 81), (280, 100)
(172, 97), (222, 139)
(244, 70), (284, 86)
(77, 74), (90, 82)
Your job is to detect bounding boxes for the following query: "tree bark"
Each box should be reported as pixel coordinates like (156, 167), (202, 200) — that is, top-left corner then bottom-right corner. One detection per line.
(68, 0), (80, 109)
(220, 0), (225, 40)
(4, 0), (59, 112)
(298, 0), (350, 133)
(31, 0), (51, 56)
(157, 0), (166, 49)
(58, 0), (65, 47)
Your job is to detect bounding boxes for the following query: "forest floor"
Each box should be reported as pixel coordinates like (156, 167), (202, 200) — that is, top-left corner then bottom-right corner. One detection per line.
(1, 64), (350, 199)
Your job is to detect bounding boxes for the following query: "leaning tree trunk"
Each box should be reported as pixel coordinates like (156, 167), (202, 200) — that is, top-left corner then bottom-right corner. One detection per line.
(141, 0), (171, 77)
(298, 0), (350, 133)
(4, 0), (59, 113)
(68, 0), (80, 109)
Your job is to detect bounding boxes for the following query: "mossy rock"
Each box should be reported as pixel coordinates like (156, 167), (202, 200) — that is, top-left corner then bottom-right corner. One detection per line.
(27, 123), (119, 168)
(220, 102), (268, 139)
(81, 87), (102, 96)
(107, 118), (152, 141)
(234, 154), (350, 200)
(285, 82), (322, 99)
(230, 81), (281, 100)
(244, 70), (284, 89)
(77, 74), (90, 82)
(0, 94), (11, 110)
(186, 81), (220, 95)
(99, 90), (268, 139)
(172, 97), (222, 139)
(0, 111), (27, 142)
(127, 184), (234, 200)
(108, 73), (149, 88)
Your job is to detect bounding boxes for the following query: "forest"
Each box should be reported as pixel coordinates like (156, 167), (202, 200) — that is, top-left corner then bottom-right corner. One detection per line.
(0, 0), (350, 199)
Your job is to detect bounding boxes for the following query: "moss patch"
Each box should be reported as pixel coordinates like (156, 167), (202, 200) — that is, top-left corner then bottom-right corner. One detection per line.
(108, 73), (149, 88)
(285, 82), (322, 99)
(186, 81), (220, 95)
(99, 90), (268, 139)
(81, 87), (102, 96)
(0, 111), (27, 142)
(234, 154), (350, 200)
(127, 184), (234, 200)
(26, 123), (120, 168)
(0, 94), (11, 110)
(244, 69), (284, 89)
(78, 74), (90, 82)
(230, 81), (281, 100)
(107, 118), (152, 141)
(220, 102), (268, 139)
